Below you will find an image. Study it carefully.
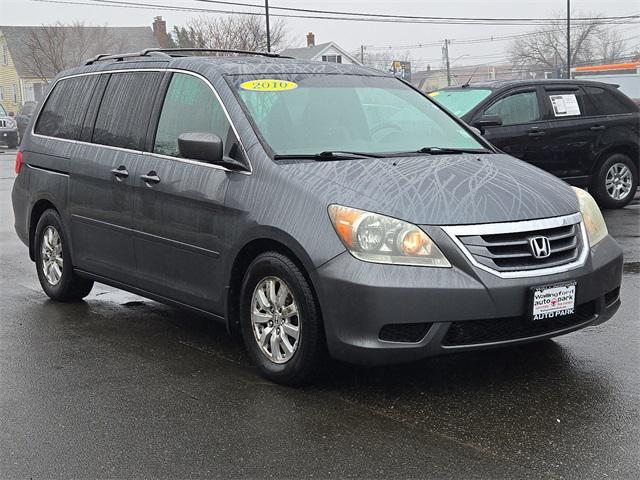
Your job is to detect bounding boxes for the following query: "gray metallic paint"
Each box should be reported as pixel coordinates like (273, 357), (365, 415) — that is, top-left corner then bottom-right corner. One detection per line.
(11, 55), (623, 365)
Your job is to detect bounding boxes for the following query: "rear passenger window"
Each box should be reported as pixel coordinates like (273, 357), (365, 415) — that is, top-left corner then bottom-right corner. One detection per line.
(484, 91), (540, 126)
(34, 75), (99, 140)
(545, 89), (587, 118)
(153, 73), (234, 158)
(583, 87), (634, 116)
(92, 72), (163, 150)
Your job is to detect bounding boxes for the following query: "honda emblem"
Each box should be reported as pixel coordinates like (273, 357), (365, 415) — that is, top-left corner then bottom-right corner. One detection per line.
(529, 236), (551, 259)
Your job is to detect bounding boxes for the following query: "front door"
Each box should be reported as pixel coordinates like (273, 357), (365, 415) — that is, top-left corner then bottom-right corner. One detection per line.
(477, 88), (551, 170)
(131, 72), (246, 313)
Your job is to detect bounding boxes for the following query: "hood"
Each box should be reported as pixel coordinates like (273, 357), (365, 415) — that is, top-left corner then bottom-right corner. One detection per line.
(280, 153), (579, 225)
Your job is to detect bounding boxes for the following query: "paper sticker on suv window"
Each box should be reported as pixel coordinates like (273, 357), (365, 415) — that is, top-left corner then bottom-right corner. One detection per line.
(549, 94), (581, 117)
(240, 79), (298, 92)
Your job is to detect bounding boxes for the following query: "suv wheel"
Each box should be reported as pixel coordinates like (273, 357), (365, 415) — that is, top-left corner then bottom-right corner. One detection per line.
(591, 153), (638, 208)
(34, 209), (94, 301)
(240, 251), (324, 385)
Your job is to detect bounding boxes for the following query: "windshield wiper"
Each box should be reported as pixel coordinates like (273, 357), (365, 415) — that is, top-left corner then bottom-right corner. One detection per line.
(273, 150), (384, 161)
(415, 146), (490, 155)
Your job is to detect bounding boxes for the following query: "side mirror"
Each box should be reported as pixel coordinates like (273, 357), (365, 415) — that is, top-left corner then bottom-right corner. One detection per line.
(473, 114), (502, 131)
(177, 132), (247, 171)
(178, 132), (223, 164)
(8, 111), (15, 117)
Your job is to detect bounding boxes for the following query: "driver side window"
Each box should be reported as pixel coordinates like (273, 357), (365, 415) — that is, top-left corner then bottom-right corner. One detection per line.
(154, 73), (234, 158)
(484, 91), (540, 126)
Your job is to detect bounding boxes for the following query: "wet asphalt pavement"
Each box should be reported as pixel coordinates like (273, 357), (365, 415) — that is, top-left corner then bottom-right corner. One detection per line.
(0, 148), (638, 479)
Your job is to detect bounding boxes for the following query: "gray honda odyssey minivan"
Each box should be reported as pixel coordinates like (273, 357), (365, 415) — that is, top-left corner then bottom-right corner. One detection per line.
(12, 49), (623, 385)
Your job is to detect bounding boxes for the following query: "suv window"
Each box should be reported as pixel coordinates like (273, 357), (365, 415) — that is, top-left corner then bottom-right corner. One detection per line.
(34, 76), (99, 140)
(92, 71), (163, 150)
(484, 91), (540, 126)
(544, 89), (587, 118)
(583, 86), (634, 116)
(154, 73), (233, 158)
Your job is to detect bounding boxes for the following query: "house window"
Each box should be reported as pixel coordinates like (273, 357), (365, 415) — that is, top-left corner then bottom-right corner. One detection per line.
(0, 86), (4, 101)
(12, 84), (17, 103)
(321, 54), (342, 63)
(0, 45), (7, 65)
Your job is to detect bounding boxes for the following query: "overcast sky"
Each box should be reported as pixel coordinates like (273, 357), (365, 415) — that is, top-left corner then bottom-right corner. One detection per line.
(1, 0), (638, 69)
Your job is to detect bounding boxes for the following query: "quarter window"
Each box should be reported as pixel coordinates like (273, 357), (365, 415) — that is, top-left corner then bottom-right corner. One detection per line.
(92, 71), (163, 150)
(484, 91), (540, 126)
(34, 75), (99, 140)
(583, 86), (634, 116)
(154, 73), (234, 158)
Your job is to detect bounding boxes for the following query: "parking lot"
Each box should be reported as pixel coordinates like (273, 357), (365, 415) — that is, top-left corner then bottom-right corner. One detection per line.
(0, 147), (638, 478)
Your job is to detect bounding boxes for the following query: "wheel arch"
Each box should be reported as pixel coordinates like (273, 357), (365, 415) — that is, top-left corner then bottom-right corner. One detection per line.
(28, 197), (60, 261)
(224, 228), (323, 337)
(594, 143), (640, 174)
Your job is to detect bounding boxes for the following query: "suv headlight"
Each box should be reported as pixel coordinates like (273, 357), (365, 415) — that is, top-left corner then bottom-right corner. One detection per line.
(4, 118), (16, 128)
(572, 187), (607, 247)
(328, 204), (451, 267)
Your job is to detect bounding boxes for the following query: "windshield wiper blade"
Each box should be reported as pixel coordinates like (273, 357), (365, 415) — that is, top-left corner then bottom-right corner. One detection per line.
(274, 150), (384, 161)
(416, 146), (490, 155)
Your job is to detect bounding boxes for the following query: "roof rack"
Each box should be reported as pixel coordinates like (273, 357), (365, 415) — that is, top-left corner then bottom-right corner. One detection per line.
(84, 48), (290, 66)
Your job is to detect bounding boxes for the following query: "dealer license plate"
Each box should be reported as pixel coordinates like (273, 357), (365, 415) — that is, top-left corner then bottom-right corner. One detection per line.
(531, 282), (576, 320)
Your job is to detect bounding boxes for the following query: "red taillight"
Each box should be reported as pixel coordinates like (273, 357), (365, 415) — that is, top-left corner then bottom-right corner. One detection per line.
(15, 150), (23, 174)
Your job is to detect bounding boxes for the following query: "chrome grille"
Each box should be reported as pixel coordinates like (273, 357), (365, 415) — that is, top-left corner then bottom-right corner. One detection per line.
(0, 120), (6, 128)
(442, 213), (587, 278)
(458, 223), (581, 272)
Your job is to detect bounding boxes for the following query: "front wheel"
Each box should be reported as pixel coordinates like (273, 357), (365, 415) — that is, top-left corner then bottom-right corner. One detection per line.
(34, 209), (94, 301)
(240, 252), (325, 385)
(591, 153), (638, 209)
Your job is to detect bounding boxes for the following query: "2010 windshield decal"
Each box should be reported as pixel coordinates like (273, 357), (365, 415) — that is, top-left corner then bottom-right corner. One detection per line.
(240, 79), (298, 92)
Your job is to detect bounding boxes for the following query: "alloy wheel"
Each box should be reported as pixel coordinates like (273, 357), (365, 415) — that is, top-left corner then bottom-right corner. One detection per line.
(250, 276), (300, 364)
(41, 226), (63, 285)
(605, 163), (633, 200)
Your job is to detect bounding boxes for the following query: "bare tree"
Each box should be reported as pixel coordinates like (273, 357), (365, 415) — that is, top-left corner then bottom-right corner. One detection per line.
(508, 13), (627, 75)
(170, 15), (287, 52)
(19, 22), (127, 82)
(362, 49), (414, 72)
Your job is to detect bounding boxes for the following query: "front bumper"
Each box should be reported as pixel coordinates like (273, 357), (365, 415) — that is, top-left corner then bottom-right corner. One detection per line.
(314, 234), (623, 365)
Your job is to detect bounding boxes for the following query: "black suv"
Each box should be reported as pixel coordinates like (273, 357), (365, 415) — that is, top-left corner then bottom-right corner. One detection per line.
(432, 80), (640, 208)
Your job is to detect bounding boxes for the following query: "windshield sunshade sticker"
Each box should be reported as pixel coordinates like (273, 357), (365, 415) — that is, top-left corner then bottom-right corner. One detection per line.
(549, 94), (581, 117)
(240, 79), (298, 92)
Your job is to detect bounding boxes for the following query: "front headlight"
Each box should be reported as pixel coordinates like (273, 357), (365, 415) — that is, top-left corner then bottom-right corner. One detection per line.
(328, 204), (451, 267)
(572, 187), (608, 247)
(5, 118), (16, 128)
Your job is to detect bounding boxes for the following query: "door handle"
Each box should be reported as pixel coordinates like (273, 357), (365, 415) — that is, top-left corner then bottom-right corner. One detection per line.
(140, 171), (161, 185)
(590, 125), (606, 131)
(528, 129), (546, 137)
(110, 166), (129, 180)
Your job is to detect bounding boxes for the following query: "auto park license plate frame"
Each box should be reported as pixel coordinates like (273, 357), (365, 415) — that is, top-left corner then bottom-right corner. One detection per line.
(530, 282), (577, 321)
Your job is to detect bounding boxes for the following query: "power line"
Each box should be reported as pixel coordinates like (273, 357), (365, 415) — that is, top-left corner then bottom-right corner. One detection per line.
(188, 0), (640, 23)
(28, 0), (640, 26)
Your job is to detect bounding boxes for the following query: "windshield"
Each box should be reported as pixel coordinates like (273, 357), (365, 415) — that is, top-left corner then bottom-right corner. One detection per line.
(429, 88), (492, 117)
(0, 104), (6, 116)
(230, 74), (485, 156)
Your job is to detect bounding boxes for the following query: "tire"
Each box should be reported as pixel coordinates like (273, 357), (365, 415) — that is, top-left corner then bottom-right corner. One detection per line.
(34, 209), (94, 302)
(590, 153), (638, 209)
(239, 251), (325, 385)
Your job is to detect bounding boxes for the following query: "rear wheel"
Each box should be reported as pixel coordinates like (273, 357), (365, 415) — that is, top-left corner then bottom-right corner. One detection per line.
(591, 153), (638, 208)
(240, 251), (324, 385)
(34, 209), (94, 301)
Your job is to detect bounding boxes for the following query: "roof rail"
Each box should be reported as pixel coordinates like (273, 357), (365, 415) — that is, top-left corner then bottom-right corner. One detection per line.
(84, 47), (290, 66)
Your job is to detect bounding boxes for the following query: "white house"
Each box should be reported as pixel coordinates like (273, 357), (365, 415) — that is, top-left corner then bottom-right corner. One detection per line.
(280, 33), (360, 65)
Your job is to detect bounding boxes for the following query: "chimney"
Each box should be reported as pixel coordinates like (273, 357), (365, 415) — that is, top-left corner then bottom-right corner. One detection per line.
(306, 32), (315, 47)
(153, 16), (167, 48)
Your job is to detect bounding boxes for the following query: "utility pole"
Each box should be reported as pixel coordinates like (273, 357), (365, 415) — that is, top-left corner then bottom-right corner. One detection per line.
(265, 0), (271, 52)
(566, 0), (571, 79)
(443, 39), (451, 86)
(360, 45), (364, 64)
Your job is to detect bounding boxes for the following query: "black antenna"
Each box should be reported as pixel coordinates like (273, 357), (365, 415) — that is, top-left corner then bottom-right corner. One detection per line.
(461, 66), (480, 88)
